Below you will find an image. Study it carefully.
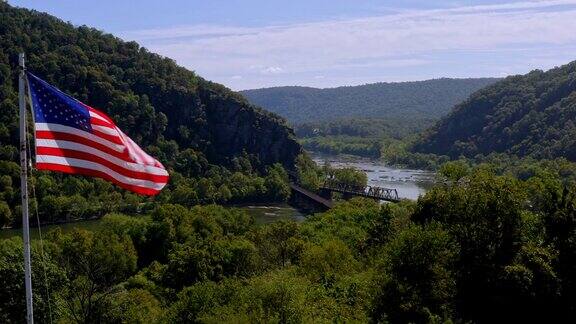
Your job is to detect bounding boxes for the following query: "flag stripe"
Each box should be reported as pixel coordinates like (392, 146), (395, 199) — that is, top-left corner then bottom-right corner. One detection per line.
(36, 147), (169, 182)
(91, 128), (124, 145)
(92, 124), (119, 136)
(90, 117), (115, 128)
(36, 123), (125, 152)
(36, 131), (128, 160)
(36, 139), (168, 175)
(36, 162), (162, 195)
(36, 155), (166, 190)
(88, 107), (115, 124)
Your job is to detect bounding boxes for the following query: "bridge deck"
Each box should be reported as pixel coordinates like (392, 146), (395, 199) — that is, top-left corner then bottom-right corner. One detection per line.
(289, 183), (334, 209)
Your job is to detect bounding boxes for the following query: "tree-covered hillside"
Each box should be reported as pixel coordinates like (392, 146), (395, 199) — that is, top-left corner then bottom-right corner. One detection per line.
(413, 61), (576, 161)
(240, 78), (499, 125)
(0, 2), (301, 226)
(0, 3), (300, 168)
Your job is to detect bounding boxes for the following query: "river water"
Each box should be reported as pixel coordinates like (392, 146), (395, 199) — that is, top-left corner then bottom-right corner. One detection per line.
(237, 204), (307, 224)
(312, 154), (435, 200)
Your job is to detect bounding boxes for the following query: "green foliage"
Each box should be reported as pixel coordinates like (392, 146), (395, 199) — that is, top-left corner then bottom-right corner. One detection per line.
(2, 171), (576, 322)
(264, 164), (291, 202)
(296, 117), (433, 139)
(101, 288), (163, 324)
(252, 220), (304, 268)
(49, 229), (138, 323)
(329, 167), (368, 188)
(413, 170), (526, 317)
(165, 280), (226, 323)
(0, 200), (12, 225)
(438, 160), (471, 181)
(380, 137), (450, 170)
(301, 198), (381, 249)
(300, 135), (383, 158)
(414, 61), (576, 161)
(544, 186), (576, 315)
(299, 239), (357, 282)
(295, 153), (323, 191)
(0, 238), (66, 323)
(371, 224), (458, 323)
(241, 78), (498, 125)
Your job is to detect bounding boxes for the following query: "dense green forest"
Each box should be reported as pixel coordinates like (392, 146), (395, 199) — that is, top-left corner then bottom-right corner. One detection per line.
(240, 78), (499, 125)
(413, 61), (576, 161)
(1, 161), (575, 322)
(0, 2), (302, 228)
(295, 117), (436, 140)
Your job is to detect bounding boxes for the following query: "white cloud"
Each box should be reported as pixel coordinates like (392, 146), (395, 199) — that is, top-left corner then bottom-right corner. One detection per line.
(120, 0), (576, 90)
(260, 66), (284, 74)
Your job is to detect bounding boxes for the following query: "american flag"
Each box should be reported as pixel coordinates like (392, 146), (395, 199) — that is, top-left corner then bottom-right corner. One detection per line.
(27, 72), (169, 195)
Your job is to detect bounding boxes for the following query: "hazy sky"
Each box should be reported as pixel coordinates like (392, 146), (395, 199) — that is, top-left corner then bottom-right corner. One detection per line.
(10, 0), (576, 90)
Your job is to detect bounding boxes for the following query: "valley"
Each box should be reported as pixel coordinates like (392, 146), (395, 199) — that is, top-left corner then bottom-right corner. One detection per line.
(1, 1), (575, 323)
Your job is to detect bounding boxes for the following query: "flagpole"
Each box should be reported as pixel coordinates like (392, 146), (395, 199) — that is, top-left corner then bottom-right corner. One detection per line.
(19, 52), (34, 324)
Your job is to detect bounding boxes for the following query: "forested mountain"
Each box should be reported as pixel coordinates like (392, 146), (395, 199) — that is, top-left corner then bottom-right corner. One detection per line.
(0, 3), (300, 168)
(240, 78), (499, 124)
(413, 61), (576, 161)
(0, 2), (301, 225)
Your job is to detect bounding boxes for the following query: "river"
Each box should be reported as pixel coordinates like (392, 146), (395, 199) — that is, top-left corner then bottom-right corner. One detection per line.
(312, 154), (435, 200)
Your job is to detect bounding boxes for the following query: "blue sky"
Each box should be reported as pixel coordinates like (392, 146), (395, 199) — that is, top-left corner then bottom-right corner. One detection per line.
(10, 0), (576, 90)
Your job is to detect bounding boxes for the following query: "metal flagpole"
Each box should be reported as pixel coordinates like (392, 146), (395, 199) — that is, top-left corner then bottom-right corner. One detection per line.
(19, 52), (34, 324)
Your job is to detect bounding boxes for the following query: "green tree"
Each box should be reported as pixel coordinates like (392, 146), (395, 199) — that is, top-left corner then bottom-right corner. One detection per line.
(0, 238), (66, 323)
(264, 163), (291, 202)
(544, 186), (576, 317)
(254, 220), (303, 267)
(101, 288), (163, 323)
(413, 169), (526, 320)
(438, 160), (471, 181)
(0, 200), (12, 226)
(371, 224), (458, 323)
(51, 229), (138, 323)
(330, 167), (368, 188)
(299, 239), (357, 282)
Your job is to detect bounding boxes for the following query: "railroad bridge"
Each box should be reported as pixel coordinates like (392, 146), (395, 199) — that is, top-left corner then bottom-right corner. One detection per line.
(320, 179), (399, 203)
(288, 172), (400, 212)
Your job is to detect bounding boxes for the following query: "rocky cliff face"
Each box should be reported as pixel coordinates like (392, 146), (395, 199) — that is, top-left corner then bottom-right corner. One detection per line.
(200, 86), (302, 169)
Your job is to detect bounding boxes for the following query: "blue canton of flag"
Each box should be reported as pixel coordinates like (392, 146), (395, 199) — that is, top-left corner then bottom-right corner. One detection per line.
(28, 74), (92, 133)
